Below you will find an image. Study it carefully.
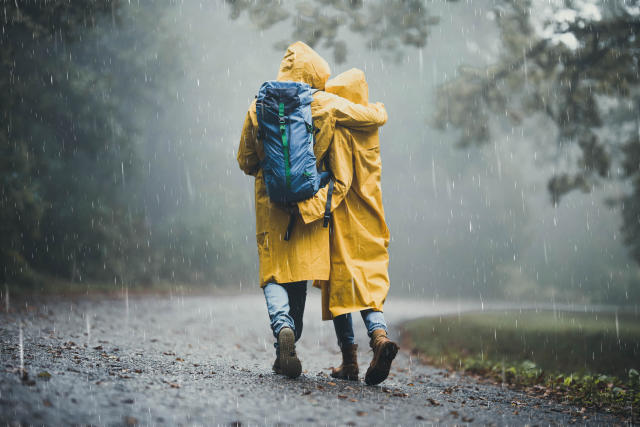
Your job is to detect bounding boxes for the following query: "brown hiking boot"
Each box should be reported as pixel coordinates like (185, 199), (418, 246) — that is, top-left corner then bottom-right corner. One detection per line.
(331, 344), (359, 381)
(364, 329), (398, 385)
(276, 327), (302, 378)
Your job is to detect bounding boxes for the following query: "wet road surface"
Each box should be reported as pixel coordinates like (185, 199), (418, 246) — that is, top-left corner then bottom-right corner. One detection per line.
(0, 292), (623, 425)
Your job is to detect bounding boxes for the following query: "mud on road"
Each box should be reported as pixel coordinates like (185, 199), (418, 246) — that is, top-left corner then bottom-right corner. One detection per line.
(0, 292), (623, 425)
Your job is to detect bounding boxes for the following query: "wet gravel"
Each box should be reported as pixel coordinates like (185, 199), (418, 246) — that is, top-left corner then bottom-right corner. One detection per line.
(0, 292), (624, 425)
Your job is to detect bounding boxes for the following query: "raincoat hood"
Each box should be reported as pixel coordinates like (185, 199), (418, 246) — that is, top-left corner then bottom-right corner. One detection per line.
(277, 41), (331, 90)
(326, 68), (369, 106)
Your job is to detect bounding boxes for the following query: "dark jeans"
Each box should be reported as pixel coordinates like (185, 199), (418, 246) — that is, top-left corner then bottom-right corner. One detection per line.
(333, 309), (388, 348)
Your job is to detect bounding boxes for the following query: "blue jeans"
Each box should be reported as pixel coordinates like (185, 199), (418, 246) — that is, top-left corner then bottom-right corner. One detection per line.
(263, 281), (307, 343)
(333, 309), (387, 348)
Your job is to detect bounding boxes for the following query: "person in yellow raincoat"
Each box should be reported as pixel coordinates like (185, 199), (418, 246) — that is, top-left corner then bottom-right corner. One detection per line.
(297, 68), (398, 385)
(237, 42), (388, 378)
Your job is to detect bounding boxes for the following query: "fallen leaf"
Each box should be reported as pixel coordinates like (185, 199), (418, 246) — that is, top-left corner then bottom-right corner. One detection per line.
(37, 371), (52, 380)
(327, 381), (337, 386)
(441, 386), (456, 395)
(124, 416), (138, 426)
(462, 416), (474, 422)
(356, 411), (367, 416)
(449, 410), (459, 418)
(175, 357), (184, 362)
(337, 394), (348, 399)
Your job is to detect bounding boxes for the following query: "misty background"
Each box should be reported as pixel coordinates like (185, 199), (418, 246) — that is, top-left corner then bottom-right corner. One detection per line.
(2, 0), (638, 305)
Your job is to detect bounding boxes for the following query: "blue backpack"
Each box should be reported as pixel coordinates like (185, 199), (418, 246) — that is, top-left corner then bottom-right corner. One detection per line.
(256, 81), (334, 240)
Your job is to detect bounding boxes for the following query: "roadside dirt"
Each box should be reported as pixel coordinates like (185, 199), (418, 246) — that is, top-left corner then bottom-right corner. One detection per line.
(0, 293), (623, 425)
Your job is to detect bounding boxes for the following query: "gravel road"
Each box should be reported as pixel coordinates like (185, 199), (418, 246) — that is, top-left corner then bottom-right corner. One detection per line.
(0, 291), (623, 425)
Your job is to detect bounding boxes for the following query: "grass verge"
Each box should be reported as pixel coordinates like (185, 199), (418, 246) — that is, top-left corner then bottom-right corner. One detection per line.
(402, 310), (639, 420)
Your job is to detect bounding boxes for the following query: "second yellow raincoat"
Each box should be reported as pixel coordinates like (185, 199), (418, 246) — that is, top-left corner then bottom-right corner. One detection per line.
(237, 42), (388, 287)
(297, 69), (390, 320)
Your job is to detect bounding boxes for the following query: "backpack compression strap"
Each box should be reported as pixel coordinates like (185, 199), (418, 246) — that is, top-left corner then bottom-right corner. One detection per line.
(284, 212), (296, 241)
(323, 180), (334, 228)
(279, 102), (291, 189)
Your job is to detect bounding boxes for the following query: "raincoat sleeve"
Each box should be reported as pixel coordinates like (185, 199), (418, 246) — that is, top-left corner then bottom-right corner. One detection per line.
(297, 127), (353, 224)
(331, 99), (388, 130)
(237, 100), (260, 176)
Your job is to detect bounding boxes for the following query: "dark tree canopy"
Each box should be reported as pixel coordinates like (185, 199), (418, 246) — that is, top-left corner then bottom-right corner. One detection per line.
(432, 0), (640, 266)
(1, 1), (252, 289)
(1, 0), (120, 284)
(1, 1), (172, 286)
(226, 0), (440, 64)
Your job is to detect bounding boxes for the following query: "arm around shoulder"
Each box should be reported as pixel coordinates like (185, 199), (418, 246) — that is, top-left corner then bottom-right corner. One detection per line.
(332, 97), (388, 130)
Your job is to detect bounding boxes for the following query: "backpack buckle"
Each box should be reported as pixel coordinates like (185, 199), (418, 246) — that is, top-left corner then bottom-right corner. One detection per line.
(279, 116), (286, 124)
(323, 212), (331, 228)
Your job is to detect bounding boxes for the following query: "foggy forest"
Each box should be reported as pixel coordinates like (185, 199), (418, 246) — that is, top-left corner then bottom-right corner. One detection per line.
(3, 0), (639, 303)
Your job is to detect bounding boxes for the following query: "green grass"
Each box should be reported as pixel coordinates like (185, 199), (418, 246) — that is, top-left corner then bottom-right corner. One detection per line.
(403, 310), (640, 418)
(404, 310), (640, 376)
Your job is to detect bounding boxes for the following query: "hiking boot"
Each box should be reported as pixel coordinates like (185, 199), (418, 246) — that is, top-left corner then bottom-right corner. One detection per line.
(331, 343), (359, 381)
(272, 357), (281, 374)
(276, 327), (302, 378)
(364, 329), (398, 385)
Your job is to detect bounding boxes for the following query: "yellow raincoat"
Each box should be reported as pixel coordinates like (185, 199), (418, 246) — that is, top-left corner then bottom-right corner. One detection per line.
(297, 69), (390, 320)
(237, 42), (388, 287)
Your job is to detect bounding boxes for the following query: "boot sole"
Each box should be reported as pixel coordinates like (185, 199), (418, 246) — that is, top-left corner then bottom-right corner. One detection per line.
(331, 367), (359, 381)
(277, 328), (302, 378)
(365, 342), (399, 386)
(331, 373), (359, 381)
